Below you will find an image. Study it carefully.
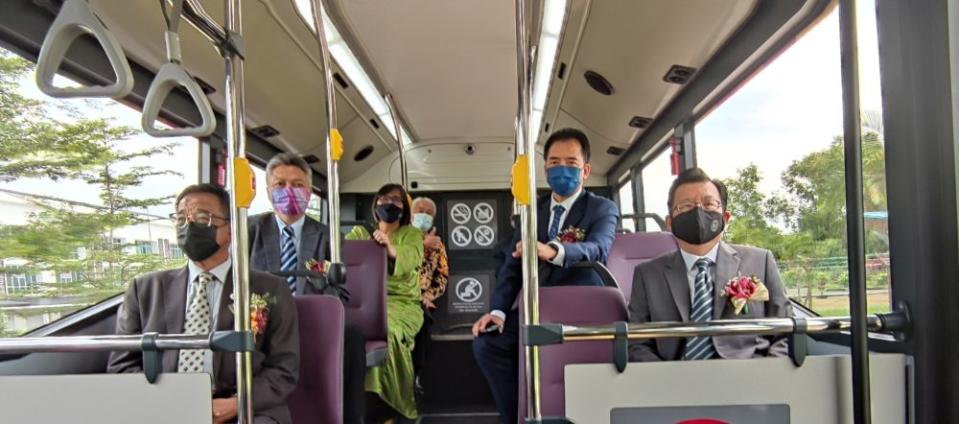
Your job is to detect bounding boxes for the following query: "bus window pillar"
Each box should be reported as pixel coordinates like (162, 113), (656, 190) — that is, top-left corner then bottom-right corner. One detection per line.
(631, 167), (646, 232)
(674, 122), (697, 170)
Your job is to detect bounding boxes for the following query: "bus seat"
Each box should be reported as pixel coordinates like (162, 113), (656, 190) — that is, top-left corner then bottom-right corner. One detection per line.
(518, 286), (628, 421)
(289, 295), (343, 424)
(343, 240), (389, 366)
(607, 232), (678, 301)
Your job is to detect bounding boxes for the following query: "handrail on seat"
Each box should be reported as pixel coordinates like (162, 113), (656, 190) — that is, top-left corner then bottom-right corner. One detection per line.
(141, 0), (216, 138)
(36, 0), (134, 99)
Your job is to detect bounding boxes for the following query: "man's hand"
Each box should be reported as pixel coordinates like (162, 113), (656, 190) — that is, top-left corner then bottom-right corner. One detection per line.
(471, 313), (505, 337)
(212, 397), (238, 424)
(424, 228), (442, 250)
(373, 230), (398, 258)
(511, 241), (558, 261)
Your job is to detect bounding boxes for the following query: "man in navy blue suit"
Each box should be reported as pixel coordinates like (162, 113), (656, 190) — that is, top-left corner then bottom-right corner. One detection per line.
(471, 128), (619, 423)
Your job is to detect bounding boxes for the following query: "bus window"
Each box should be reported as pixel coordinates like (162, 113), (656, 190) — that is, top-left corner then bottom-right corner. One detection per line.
(695, 0), (889, 316)
(0, 48), (199, 336)
(617, 180), (635, 232)
(641, 146), (673, 223)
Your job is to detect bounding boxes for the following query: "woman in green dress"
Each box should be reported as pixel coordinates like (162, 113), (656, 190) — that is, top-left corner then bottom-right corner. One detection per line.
(346, 183), (424, 421)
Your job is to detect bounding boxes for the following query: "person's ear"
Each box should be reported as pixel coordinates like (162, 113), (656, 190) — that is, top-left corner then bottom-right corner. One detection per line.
(723, 209), (732, 223)
(665, 214), (673, 231)
(582, 163), (592, 180)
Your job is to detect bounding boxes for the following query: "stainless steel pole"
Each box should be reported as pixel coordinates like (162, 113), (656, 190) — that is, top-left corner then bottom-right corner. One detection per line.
(0, 334), (212, 354)
(308, 0), (342, 265)
(384, 94), (409, 190)
(514, 0), (541, 420)
(223, 0), (253, 422)
(181, 0), (228, 45)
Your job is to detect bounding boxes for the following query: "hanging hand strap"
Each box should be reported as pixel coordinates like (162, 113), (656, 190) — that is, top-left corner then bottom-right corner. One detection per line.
(36, 0), (134, 99)
(141, 0), (216, 138)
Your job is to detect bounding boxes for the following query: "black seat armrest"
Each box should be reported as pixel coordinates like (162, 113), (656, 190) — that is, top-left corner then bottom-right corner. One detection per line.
(570, 261), (619, 289)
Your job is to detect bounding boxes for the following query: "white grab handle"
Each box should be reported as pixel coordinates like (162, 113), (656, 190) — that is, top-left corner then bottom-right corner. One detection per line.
(35, 0), (134, 99)
(141, 62), (216, 138)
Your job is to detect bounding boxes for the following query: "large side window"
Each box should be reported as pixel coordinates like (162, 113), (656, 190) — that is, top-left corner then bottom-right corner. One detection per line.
(694, 0), (889, 316)
(617, 178), (635, 232)
(641, 147), (674, 232)
(0, 49), (198, 335)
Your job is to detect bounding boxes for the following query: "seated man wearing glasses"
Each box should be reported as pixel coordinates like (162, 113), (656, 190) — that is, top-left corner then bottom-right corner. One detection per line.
(628, 167), (792, 362)
(108, 184), (299, 424)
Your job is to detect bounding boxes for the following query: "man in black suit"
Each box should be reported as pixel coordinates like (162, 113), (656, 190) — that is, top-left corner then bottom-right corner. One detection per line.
(472, 128), (619, 423)
(248, 153), (366, 424)
(109, 184), (299, 424)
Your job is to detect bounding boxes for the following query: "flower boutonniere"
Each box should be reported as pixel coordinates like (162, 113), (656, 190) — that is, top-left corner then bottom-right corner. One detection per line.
(305, 258), (331, 275)
(555, 226), (586, 243)
(230, 293), (275, 340)
(722, 275), (770, 315)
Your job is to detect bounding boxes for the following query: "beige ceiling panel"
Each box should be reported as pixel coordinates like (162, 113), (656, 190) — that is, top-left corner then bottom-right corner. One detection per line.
(559, 0), (755, 144)
(333, 0), (518, 142)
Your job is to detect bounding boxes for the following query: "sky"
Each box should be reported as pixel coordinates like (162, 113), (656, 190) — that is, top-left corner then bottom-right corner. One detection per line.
(2, 0), (885, 228)
(643, 0), (884, 219)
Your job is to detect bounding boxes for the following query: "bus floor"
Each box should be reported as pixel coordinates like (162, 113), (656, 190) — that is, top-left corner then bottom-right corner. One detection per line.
(413, 339), (500, 423)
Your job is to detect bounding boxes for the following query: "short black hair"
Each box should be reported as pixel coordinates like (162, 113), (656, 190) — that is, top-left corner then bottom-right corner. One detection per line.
(175, 183), (231, 219)
(371, 183), (412, 226)
(543, 128), (591, 163)
(666, 167), (728, 213)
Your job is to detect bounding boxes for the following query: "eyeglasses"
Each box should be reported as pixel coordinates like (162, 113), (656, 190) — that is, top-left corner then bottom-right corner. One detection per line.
(169, 210), (230, 228)
(672, 199), (723, 214)
(376, 195), (404, 205)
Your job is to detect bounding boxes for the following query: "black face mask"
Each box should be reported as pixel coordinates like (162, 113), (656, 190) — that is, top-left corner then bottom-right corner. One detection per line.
(375, 204), (403, 223)
(670, 207), (725, 245)
(177, 223), (221, 262)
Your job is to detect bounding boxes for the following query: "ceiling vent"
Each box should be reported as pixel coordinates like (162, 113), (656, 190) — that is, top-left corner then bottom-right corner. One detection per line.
(544, 123), (551, 133)
(251, 125), (279, 139)
(302, 154), (320, 164)
(584, 70), (614, 95)
(369, 118), (380, 129)
(606, 146), (625, 156)
(628, 116), (653, 129)
(354, 145), (375, 162)
(557, 62), (567, 79)
(333, 72), (349, 89)
(663, 65), (697, 85)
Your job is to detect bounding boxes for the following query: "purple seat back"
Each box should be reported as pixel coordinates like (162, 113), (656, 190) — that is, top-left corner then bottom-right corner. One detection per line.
(343, 240), (388, 342)
(518, 286), (628, 420)
(289, 295), (344, 424)
(607, 232), (678, 301)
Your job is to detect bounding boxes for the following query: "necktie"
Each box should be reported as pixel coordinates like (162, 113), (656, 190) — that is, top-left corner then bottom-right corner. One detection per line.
(684, 258), (717, 360)
(547, 205), (566, 240)
(280, 226), (297, 294)
(178, 272), (213, 373)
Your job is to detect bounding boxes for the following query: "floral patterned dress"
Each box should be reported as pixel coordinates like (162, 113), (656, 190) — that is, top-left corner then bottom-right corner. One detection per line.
(419, 240), (449, 310)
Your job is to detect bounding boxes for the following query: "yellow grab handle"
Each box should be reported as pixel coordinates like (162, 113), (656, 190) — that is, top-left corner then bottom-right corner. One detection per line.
(330, 128), (344, 161)
(233, 157), (255, 208)
(511, 154), (531, 205)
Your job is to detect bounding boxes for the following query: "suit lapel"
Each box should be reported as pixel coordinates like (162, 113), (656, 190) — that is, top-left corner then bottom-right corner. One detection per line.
(714, 242), (741, 319)
(536, 196), (550, 243)
(213, 269), (236, 384)
(562, 190), (589, 231)
(262, 215), (282, 271)
(663, 252), (691, 322)
(163, 267), (189, 335)
(298, 218), (321, 270)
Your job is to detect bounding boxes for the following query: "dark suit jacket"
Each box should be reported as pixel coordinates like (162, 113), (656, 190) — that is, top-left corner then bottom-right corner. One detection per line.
(107, 267), (300, 424)
(249, 212), (330, 296)
(628, 242), (792, 362)
(490, 190), (619, 313)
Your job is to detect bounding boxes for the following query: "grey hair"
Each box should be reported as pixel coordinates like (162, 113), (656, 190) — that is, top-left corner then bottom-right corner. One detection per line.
(411, 197), (437, 214)
(265, 153), (312, 184)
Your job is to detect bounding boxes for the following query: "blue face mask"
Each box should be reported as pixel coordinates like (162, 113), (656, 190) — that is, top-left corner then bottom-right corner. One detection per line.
(412, 213), (434, 232)
(547, 165), (582, 197)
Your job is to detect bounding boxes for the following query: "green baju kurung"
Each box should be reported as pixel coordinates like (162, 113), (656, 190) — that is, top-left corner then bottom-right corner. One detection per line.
(346, 225), (424, 418)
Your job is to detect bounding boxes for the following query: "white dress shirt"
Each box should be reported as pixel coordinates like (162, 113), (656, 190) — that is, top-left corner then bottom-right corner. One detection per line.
(185, 258), (231, 374)
(679, 243), (720, 309)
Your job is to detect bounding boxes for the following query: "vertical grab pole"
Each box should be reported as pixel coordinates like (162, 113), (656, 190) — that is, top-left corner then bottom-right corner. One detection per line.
(223, 0), (253, 422)
(308, 0), (342, 265)
(838, 0), (871, 423)
(384, 94), (409, 190)
(514, 0), (542, 421)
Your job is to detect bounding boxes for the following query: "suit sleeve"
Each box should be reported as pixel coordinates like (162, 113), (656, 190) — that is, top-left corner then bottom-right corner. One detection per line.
(627, 267), (662, 362)
(252, 279), (300, 412)
(490, 225), (523, 313)
(559, 200), (619, 266)
(763, 249), (793, 357)
(107, 279), (144, 373)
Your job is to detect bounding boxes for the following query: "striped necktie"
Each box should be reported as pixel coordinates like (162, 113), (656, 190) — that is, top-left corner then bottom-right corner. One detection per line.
(178, 272), (213, 373)
(547, 205), (565, 240)
(683, 257), (717, 360)
(280, 225), (297, 294)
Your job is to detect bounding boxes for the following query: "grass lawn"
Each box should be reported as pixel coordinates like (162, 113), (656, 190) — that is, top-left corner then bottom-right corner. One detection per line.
(798, 292), (892, 317)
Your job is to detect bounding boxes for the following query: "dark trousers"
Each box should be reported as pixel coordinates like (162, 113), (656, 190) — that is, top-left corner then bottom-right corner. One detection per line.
(472, 309), (520, 424)
(343, 322), (367, 424)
